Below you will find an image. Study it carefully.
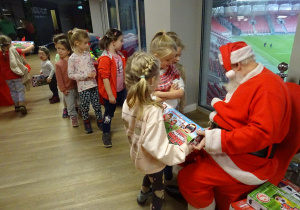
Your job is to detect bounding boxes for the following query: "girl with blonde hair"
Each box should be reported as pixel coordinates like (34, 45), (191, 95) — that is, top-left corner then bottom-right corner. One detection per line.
(122, 51), (191, 210)
(67, 28), (103, 134)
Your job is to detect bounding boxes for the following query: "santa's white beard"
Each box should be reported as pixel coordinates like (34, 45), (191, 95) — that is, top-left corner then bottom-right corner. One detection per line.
(226, 72), (245, 93)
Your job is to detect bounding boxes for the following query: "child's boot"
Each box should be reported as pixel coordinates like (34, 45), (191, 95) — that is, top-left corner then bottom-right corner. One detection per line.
(50, 96), (60, 104)
(84, 119), (93, 134)
(102, 132), (112, 148)
(19, 105), (27, 115)
(97, 119), (103, 131)
(62, 108), (68, 118)
(71, 116), (79, 127)
(14, 102), (20, 112)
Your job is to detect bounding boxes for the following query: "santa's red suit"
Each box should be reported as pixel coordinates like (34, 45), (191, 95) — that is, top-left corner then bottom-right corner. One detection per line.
(177, 42), (292, 210)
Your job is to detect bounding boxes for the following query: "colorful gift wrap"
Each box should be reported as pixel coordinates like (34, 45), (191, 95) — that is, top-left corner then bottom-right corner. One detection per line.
(32, 75), (47, 87)
(163, 103), (203, 146)
(230, 199), (255, 210)
(247, 182), (300, 210)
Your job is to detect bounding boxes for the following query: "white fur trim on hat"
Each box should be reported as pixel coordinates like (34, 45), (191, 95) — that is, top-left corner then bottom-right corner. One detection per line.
(230, 45), (254, 64)
(225, 70), (235, 78)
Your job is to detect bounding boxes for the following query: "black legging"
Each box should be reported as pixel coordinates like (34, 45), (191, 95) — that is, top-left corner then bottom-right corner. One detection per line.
(47, 73), (59, 97)
(142, 170), (164, 209)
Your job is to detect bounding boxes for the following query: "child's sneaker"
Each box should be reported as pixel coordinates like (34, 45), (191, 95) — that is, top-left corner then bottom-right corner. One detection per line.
(62, 108), (68, 118)
(50, 96), (60, 104)
(19, 106), (27, 115)
(137, 190), (152, 205)
(97, 119), (103, 131)
(84, 120), (93, 134)
(71, 116), (79, 127)
(102, 132), (112, 148)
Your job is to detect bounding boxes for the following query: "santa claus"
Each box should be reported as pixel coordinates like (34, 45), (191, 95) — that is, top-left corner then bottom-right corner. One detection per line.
(176, 41), (292, 210)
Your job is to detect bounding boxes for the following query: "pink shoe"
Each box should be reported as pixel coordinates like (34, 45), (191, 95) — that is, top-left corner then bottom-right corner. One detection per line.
(71, 116), (79, 127)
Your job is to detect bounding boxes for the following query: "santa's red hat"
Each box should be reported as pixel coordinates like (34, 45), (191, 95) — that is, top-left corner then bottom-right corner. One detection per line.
(218, 41), (254, 78)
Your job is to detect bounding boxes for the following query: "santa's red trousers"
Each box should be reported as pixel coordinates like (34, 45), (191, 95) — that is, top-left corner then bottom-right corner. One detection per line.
(177, 151), (259, 209)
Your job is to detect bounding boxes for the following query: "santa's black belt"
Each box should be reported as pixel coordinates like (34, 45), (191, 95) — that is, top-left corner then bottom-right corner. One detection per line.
(208, 121), (277, 159)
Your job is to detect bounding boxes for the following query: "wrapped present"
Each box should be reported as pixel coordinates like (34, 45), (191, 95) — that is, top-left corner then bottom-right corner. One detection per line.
(247, 182), (300, 210)
(163, 102), (203, 146)
(32, 75), (47, 87)
(230, 199), (255, 210)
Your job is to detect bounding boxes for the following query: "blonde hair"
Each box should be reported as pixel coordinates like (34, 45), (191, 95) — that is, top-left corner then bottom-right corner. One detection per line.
(0, 35), (11, 60)
(166, 31), (185, 50)
(125, 51), (162, 119)
(150, 31), (177, 59)
(67, 28), (89, 48)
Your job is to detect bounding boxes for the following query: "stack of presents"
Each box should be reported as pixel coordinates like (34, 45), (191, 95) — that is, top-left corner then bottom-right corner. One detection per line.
(230, 179), (300, 210)
(162, 103), (300, 210)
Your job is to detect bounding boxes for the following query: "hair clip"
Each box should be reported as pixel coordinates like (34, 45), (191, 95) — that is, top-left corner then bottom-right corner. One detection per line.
(114, 32), (117, 36)
(140, 75), (145, 78)
(105, 34), (108, 38)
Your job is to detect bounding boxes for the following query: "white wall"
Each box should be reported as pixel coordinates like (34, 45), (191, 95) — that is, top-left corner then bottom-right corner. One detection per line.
(144, 0), (171, 50)
(287, 13), (300, 84)
(144, 0), (202, 112)
(89, 0), (108, 37)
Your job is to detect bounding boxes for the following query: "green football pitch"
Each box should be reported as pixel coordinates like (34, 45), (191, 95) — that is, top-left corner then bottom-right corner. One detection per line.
(232, 35), (294, 72)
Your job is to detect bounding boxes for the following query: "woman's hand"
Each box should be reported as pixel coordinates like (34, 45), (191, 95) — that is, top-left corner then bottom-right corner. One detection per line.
(193, 130), (206, 150)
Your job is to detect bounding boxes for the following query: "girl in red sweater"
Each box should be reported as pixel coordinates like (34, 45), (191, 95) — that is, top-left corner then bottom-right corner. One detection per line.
(98, 29), (127, 148)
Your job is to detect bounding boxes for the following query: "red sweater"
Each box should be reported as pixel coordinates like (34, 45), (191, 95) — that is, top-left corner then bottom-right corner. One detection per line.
(0, 48), (22, 80)
(97, 50), (126, 100)
(55, 59), (77, 93)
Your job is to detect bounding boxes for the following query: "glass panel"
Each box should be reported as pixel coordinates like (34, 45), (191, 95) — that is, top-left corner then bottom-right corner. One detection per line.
(200, 0), (300, 109)
(107, 0), (118, 29)
(138, 0), (146, 50)
(118, 0), (138, 57)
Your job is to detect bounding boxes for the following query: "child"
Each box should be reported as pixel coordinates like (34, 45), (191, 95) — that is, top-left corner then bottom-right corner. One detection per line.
(0, 35), (34, 114)
(150, 31), (185, 109)
(67, 28), (103, 134)
(53, 33), (69, 117)
(122, 52), (191, 210)
(55, 39), (80, 127)
(150, 31), (185, 180)
(166, 31), (186, 113)
(38, 46), (60, 104)
(98, 28), (127, 148)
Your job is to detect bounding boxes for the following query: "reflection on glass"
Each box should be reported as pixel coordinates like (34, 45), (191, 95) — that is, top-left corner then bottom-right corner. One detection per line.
(107, 0), (118, 29)
(118, 0), (139, 57)
(202, 0), (299, 107)
(138, 0), (146, 50)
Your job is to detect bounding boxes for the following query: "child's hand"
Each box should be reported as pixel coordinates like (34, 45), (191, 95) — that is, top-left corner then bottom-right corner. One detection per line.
(193, 130), (205, 150)
(46, 78), (52, 83)
(170, 83), (179, 91)
(108, 95), (116, 104)
(88, 72), (96, 79)
(64, 90), (69, 96)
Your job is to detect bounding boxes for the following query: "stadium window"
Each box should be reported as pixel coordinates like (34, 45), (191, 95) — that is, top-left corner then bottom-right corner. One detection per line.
(199, 0), (300, 109)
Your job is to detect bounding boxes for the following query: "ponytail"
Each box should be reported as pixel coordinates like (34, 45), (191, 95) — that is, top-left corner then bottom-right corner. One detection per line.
(99, 28), (122, 50)
(125, 52), (162, 119)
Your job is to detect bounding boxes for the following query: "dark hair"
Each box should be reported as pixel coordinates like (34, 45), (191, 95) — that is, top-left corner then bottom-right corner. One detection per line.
(53, 33), (67, 44)
(39, 46), (50, 60)
(99, 28), (122, 50)
(57, 39), (73, 56)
